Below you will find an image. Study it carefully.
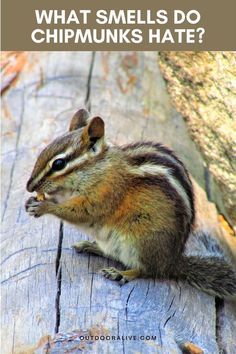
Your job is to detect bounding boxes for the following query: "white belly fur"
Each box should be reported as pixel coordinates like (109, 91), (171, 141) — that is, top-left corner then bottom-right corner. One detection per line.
(77, 224), (140, 269)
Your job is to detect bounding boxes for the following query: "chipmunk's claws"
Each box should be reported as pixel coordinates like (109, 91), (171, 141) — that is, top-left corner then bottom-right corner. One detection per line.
(101, 267), (128, 285)
(25, 196), (48, 217)
(73, 241), (105, 258)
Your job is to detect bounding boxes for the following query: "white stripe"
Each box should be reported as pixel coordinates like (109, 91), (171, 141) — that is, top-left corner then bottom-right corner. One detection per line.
(51, 139), (105, 177)
(32, 165), (50, 187)
(32, 148), (75, 187)
(127, 145), (185, 172)
(157, 152), (184, 170)
(130, 164), (191, 215)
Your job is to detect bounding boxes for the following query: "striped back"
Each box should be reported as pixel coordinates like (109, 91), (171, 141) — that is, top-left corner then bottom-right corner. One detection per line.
(121, 142), (195, 227)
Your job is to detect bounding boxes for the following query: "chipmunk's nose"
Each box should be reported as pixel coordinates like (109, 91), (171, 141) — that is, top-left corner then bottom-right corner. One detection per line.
(26, 178), (35, 192)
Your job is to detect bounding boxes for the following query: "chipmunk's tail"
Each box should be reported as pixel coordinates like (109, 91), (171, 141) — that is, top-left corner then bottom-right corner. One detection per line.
(178, 256), (236, 298)
(176, 232), (236, 298)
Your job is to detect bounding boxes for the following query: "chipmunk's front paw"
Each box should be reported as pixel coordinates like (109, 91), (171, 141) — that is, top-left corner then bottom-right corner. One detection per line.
(25, 197), (51, 218)
(101, 267), (129, 285)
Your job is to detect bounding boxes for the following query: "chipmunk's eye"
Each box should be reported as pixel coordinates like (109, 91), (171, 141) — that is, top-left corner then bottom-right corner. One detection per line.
(51, 158), (66, 171)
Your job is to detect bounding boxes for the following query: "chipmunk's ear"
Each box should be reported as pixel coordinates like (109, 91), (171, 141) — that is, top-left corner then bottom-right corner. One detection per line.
(86, 117), (105, 144)
(69, 108), (90, 131)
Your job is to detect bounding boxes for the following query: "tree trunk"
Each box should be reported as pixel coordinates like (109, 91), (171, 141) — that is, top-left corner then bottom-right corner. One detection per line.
(158, 52), (236, 230)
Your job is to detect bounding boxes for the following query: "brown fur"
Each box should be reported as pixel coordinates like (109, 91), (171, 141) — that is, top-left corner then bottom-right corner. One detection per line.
(25, 109), (236, 298)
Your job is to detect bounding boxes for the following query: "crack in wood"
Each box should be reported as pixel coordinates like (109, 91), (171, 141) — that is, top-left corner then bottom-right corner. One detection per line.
(54, 52), (96, 335)
(167, 295), (175, 312)
(89, 272), (94, 312)
(215, 297), (225, 354)
(122, 337), (125, 354)
(163, 315), (172, 328)
(1, 262), (49, 284)
(164, 309), (177, 328)
(55, 221), (63, 334)
(85, 51), (96, 111)
(125, 285), (135, 320)
(0, 246), (37, 265)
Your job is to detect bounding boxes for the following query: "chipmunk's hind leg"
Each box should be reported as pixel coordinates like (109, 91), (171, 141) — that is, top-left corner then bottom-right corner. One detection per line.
(73, 241), (105, 257)
(101, 267), (141, 285)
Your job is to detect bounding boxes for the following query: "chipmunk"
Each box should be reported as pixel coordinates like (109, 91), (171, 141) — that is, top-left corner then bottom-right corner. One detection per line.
(25, 108), (236, 298)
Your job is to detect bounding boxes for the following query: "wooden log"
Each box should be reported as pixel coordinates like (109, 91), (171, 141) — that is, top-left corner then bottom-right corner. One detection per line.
(1, 52), (93, 353)
(216, 300), (236, 353)
(58, 52), (219, 354)
(1, 51), (235, 354)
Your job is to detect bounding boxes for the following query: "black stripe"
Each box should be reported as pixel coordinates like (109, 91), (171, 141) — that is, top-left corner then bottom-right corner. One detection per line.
(122, 141), (187, 170)
(130, 174), (191, 238)
(32, 145), (109, 191)
(153, 143), (186, 170)
(127, 152), (195, 225)
(32, 168), (53, 191)
(33, 148), (86, 190)
(121, 141), (153, 151)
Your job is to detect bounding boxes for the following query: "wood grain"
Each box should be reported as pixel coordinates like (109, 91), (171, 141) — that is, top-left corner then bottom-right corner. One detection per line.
(1, 52), (92, 353)
(58, 52), (217, 354)
(1, 51), (235, 354)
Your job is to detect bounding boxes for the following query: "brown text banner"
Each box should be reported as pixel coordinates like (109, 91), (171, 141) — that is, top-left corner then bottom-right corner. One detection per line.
(2, 0), (236, 50)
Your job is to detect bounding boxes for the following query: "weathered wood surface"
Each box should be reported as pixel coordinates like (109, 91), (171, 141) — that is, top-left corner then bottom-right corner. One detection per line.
(158, 52), (236, 229)
(1, 52), (236, 354)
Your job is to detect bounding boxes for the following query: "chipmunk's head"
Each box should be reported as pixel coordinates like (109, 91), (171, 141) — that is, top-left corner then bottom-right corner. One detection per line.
(26, 109), (106, 200)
